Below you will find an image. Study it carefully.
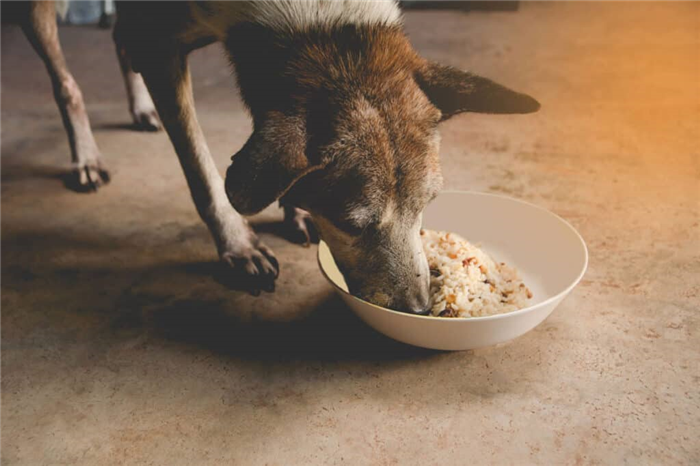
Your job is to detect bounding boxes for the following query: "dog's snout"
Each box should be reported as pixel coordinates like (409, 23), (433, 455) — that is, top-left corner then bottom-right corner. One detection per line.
(406, 300), (430, 315)
(335, 222), (431, 315)
(397, 276), (431, 315)
(412, 287), (431, 315)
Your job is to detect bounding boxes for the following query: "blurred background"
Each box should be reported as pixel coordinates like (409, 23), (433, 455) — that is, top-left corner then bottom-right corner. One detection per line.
(2, 2), (698, 465)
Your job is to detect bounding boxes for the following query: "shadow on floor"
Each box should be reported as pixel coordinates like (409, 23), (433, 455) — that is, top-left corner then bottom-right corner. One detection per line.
(0, 161), (66, 183)
(2, 227), (438, 364)
(92, 121), (158, 132)
(145, 293), (436, 363)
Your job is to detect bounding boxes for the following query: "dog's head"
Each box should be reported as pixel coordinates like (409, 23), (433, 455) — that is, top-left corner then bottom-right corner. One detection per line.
(225, 25), (538, 313)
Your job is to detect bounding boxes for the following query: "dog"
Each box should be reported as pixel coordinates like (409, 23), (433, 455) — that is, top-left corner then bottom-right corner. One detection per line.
(19, 1), (539, 313)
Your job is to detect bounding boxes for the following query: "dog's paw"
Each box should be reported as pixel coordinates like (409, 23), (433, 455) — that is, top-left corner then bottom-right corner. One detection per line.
(283, 206), (318, 247)
(219, 234), (279, 295)
(131, 107), (161, 132)
(70, 160), (111, 193)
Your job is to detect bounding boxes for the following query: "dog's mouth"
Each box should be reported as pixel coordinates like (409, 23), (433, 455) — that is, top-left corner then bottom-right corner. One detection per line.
(348, 283), (431, 315)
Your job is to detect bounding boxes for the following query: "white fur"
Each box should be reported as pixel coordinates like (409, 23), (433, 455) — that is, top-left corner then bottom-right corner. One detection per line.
(194, 0), (401, 37)
(249, 0), (402, 31)
(55, 0), (69, 20)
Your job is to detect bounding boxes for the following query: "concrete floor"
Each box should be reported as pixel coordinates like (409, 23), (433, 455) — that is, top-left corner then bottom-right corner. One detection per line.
(2, 3), (698, 465)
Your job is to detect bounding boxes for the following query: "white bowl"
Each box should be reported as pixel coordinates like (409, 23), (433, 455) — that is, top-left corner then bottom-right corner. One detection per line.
(317, 191), (588, 351)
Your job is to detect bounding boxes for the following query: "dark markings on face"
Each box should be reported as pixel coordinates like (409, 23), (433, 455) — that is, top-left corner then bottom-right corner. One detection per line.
(226, 25), (443, 233)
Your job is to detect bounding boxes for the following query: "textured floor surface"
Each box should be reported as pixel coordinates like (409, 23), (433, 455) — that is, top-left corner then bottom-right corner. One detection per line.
(2, 3), (698, 465)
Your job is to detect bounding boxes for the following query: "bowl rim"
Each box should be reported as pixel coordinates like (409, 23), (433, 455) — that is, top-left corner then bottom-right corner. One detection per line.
(317, 190), (589, 322)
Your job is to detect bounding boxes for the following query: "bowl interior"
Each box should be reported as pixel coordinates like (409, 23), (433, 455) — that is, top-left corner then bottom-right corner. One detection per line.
(318, 191), (588, 314)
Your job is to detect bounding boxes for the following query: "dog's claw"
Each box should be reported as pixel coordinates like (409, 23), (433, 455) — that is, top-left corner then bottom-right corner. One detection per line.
(219, 233), (279, 294)
(283, 206), (318, 246)
(257, 243), (280, 277)
(73, 161), (110, 193)
(132, 109), (161, 132)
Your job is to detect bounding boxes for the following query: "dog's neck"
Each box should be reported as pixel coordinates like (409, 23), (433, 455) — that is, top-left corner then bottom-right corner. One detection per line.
(201, 0), (403, 121)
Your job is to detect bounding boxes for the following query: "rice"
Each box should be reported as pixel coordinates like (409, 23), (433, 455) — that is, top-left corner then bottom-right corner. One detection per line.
(421, 229), (532, 318)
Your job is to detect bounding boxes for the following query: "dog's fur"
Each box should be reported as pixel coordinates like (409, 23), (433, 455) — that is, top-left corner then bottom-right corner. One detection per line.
(21, 1), (539, 312)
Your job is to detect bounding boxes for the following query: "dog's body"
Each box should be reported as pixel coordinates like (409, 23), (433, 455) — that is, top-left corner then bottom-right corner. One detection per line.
(19, 0), (538, 312)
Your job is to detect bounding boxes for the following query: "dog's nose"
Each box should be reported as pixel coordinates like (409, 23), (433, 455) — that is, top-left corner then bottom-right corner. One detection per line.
(402, 285), (431, 315)
(407, 303), (431, 315)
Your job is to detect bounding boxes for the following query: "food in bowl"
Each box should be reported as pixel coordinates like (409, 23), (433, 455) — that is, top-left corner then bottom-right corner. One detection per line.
(421, 229), (532, 318)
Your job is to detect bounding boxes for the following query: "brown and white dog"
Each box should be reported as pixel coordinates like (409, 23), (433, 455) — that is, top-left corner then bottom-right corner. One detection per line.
(23, 1), (539, 313)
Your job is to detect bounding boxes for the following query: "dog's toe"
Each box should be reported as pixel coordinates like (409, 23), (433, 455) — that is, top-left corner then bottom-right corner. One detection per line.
(132, 109), (162, 132)
(72, 162), (111, 193)
(220, 238), (279, 295)
(283, 206), (319, 247)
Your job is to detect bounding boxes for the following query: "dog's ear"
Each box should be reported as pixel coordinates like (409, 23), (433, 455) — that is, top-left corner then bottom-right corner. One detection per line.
(416, 62), (540, 120)
(225, 112), (325, 215)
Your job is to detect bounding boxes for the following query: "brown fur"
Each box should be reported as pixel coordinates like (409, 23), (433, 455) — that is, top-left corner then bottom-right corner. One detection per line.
(416, 61), (540, 117)
(225, 24), (443, 225)
(223, 23), (445, 310)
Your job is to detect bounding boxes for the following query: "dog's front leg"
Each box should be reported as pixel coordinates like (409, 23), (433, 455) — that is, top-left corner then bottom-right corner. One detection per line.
(139, 50), (278, 291)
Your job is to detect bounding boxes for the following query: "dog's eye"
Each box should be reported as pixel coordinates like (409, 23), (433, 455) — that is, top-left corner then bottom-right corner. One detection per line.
(335, 218), (365, 236)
